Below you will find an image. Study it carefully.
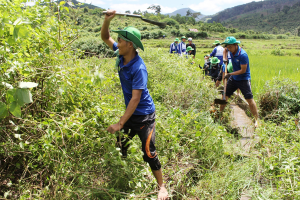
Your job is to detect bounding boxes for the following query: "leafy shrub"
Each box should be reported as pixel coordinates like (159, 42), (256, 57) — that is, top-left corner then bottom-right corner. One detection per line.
(94, 26), (101, 32)
(72, 36), (114, 57)
(170, 29), (181, 37)
(276, 34), (288, 39)
(270, 48), (285, 56)
(181, 31), (208, 39)
(259, 79), (300, 123)
(161, 18), (179, 27)
(141, 30), (167, 39)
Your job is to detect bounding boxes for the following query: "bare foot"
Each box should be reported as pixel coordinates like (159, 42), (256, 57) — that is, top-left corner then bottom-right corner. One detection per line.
(158, 185), (168, 200)
(254, 120), (259, 128)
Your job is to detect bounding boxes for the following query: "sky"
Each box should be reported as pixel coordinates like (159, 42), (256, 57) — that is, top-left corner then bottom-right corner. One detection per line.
(76, 0), (261, 15)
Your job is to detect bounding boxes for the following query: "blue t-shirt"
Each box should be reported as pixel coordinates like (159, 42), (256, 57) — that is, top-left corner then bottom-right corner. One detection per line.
(113, 42), (155, 115)
(229, 46), (251, 81)
(169, 42), (179, 54)
(210, 45), (224, 66)
(178, 42), (186, 54)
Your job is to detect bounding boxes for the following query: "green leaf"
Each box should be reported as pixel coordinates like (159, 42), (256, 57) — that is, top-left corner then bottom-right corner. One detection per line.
(50, 37), (61, 49)
(18, 82), (38, 89)
(64, 7), (69, 13)
(195, 131), (202, 137)
(16, 89), (32, 106)
(9, 101), (21, 118)
(44, 47), (50, 55)
(59, 1), (66, 6)
(6, 89), (17, 104)
(18, 26), (29, 38)
(0, 102), (8, 118)
(13, 26), (20, 40)
(7, 36), (15, 45)
(50, 26), (57, 32)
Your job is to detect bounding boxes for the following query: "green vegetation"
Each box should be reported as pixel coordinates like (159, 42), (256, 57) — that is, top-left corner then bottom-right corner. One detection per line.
(1, 1), (300, 199)
(208, 0), (300, 34)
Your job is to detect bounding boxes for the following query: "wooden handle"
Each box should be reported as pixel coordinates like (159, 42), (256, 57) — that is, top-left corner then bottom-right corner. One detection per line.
(223, 62), (228, 100)
(102, 11), (141, 18)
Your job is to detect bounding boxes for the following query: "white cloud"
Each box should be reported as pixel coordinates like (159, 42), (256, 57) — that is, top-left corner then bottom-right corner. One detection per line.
(77, 0), (105, 5)
(109, 3), (177, 14)
(120, 0), (140, 2)
(189, 0), (261, 15)
(160, 5), (177, 14)
(109, 3), (151, 13)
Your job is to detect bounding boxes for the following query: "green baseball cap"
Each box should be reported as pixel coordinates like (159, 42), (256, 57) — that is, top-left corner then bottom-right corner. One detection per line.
(210, 57), (220, 64)
(227, 62), (233, 73)
(213, 40), (221, 45)
(186, 46), (194, 51)
(174, 38), (179, 42)
(112, 26), (144, 51)
(181, 36), (186, 39)
(222, 36), (240, 45)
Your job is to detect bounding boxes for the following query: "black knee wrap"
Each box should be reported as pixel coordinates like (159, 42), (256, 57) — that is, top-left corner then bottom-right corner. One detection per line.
(147, 157), (161, 170)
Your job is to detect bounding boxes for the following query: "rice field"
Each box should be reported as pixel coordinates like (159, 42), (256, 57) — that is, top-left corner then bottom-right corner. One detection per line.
(144, 38), (300, 96)
(249, 55), (300, 95)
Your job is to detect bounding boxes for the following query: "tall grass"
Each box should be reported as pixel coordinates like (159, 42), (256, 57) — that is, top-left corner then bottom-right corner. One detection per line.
(250, 55), (300, 95)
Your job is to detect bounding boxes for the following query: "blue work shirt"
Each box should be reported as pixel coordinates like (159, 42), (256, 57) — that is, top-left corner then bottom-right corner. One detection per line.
(113, 42), (155, 115)
(169, 42), (179, 54)
(178, 42), (186, 55)
(210, 45), (224, 66)
(229, 46), (251, 81)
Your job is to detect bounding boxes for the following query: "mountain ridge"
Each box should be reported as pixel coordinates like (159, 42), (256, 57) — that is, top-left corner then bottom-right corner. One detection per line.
(206, 0), (300, 33)
(165, 8), (206, 21)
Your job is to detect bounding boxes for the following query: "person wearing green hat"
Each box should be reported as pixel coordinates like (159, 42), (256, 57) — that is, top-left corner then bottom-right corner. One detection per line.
(184, 46), (195, 63)
(178, 36), (187, 55)
(169, 38), (180, 54)
(202, 54), (210, 75)
(209, 40), (224, 66)
(101, 10), (168, 199)
(186, 46), (194, 55)
(209, 57), (221, 82)
(186, 37), (196, 58)
(221, 36), (259, 127)
(216, 62), (233, 87)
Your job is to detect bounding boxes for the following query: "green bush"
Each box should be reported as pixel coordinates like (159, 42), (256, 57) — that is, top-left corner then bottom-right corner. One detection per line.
(141, 30), (167, 39)
(161, 18), (179, 27)
(270, 48), (285, 56)
(72, 36), (114, 57)
(94, 26), (101, 32)
(259, 79), (300, 123)
(276, 34), (288, 39)
(181, 31), (208, 39)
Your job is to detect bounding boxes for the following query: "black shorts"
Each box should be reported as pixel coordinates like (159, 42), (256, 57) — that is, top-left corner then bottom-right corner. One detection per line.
(226, 76), (253, 99)
(116, 112), (161, 170)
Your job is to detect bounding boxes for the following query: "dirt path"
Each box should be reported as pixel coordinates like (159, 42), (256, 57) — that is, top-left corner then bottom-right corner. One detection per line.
(229, 102), (258, 200)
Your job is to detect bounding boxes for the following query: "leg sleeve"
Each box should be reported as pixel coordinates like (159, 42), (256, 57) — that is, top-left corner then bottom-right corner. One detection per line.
(137, 120), (161, 170)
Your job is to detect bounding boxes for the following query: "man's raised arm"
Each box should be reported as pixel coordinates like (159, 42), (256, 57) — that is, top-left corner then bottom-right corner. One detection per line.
(101, 10), (116, 50)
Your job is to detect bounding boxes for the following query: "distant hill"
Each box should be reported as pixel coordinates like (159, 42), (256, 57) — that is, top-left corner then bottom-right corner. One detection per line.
(59, 0), (102, 9)
(206, 0), (300, 33)
(166, 8), (206, 21)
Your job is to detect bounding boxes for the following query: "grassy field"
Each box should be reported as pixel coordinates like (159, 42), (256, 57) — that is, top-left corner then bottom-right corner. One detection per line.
(143, 38), (300, 96)
(2, 1), (300, 199)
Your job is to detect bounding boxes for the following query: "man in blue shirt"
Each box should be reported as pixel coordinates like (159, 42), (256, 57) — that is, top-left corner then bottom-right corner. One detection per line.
(178, 36), (186, 55)
(169, 38), (179, 54)
(221, 36), (259, 127)
(101, 10), (168, 199)
(209, 40), (224, 66)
